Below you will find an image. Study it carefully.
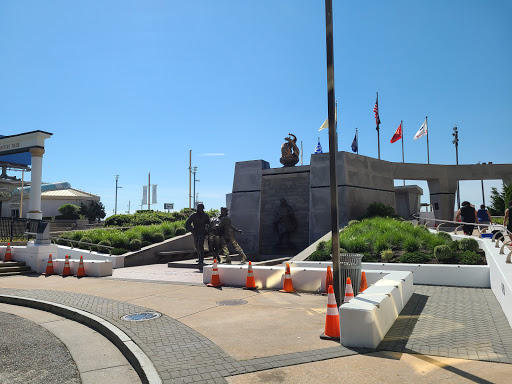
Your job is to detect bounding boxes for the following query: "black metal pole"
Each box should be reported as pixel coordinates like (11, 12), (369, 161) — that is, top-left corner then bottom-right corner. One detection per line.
(481, 179), (485, 206)
(325, 0), (341, 306)
(193, 171), (196, 208)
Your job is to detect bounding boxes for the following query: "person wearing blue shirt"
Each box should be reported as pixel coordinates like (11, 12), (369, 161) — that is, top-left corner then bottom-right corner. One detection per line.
(477, 204), (493, 232)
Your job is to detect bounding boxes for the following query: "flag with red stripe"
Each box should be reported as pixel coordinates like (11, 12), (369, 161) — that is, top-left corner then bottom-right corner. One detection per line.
(390, 123), (402, 143)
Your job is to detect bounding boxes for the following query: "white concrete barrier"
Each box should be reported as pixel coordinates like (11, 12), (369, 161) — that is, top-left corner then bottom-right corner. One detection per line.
(340, 270), (413, 348)
(288, 260), (490, 288)
(1, 243), (117, 275)
(49, 258), (112, 277)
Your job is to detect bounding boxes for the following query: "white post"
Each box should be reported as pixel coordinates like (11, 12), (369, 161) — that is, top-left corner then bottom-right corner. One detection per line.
(27, 147), (44, 220)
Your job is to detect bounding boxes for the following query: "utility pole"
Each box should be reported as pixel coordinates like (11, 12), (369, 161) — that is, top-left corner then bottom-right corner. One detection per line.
(189, 150), (192, 209)
(114, 175), (122, 215)
(324, 0), (341, 306)
(452, 126), (460, 209)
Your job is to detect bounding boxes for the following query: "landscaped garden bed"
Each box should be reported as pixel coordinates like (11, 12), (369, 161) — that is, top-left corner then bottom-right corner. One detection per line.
(307, 217), (486, 265)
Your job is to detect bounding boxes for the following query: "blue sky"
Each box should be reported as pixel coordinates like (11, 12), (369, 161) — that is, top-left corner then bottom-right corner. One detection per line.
(0, 0), (510, 215)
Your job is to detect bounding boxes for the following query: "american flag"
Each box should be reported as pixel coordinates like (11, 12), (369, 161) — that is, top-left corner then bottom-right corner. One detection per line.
(373, 94), (381, 130)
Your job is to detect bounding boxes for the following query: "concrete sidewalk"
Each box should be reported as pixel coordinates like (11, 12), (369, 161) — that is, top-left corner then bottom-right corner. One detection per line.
(1, 271), (511, 383)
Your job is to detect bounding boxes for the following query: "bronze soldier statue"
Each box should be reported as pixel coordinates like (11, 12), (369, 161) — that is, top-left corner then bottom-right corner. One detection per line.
(185, 203), (210, 264)
(207, 213), (222, 262)
(218, 207), (248, 264)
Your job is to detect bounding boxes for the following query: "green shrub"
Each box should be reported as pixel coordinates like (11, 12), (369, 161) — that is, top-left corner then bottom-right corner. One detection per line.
(97, 240), (111, 253)
(308, 250), (332, 261)
(152, 232), (165, 243)
(142, 241), (151, 247)
(434, 245), (453, 261)
(373, 236), (390, 254)
(449, 240), (460, 252)
(436, 231), (453, 241)
(348, 220), (360, 227)
(400, 252), (430, 264)
(339, 248), (348, 253)
(175, 227), (187, 236)
(365, 202), (397, 218)
(380, 249), (394, 262)
(459, 238), (479, 252)
(111, 248), (128, 255)
(457, 251), (482, 265)
(403, 237), (420, 252)
(58, 204), (80, 220)
(362, 253), (378, 262)
(129, 239), (142, 251)
(79, 236), (92, 249)
(317, 241), (330, 252)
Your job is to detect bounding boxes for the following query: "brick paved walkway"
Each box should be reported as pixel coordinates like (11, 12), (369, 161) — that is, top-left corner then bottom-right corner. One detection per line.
(378, 286), (512, 363)
(1, 285), (511, 384)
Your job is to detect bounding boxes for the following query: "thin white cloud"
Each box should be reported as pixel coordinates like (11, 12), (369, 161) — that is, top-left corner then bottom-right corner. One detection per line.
(199, 153), (225, 156)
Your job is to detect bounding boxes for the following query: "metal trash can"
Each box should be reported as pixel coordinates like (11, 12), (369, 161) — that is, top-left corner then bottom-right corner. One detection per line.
(339, 253), (362, 299)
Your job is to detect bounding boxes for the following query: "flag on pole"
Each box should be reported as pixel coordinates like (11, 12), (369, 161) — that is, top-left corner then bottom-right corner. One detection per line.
(390, 123), (402, 143)
(152, 185), (158, 204)
(318, 103), (338, 131)
(373, 95), (381, 129)
(351, 134), (358, 153)
(314, 138), (323, 154)
(142, 185), (148, 204)
(414, 119), (428, 140)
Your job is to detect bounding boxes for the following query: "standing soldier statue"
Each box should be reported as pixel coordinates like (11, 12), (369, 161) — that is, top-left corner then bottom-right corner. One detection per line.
(185, 203), (210, 264)
(218, 207), (248, 264)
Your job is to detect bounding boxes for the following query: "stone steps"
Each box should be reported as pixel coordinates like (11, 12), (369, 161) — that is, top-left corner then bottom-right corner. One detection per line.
(0, 261), (35, 276)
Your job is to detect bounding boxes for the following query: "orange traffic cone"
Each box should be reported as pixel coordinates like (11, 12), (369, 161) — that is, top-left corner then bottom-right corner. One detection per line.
(207, 259), (223, 287)
(344, 277), (354, 303)
(62, 255), (72, 277)
(323, 266), (333, 295)
(76, 255), (86, 278)
(359, 271), (368, 293)
(44, 254), (55, 276)
(3, 242), (13, 262)
(243, 261), (258, 290)
(279, 262), (296, 293)
(320, 285), (340, 341)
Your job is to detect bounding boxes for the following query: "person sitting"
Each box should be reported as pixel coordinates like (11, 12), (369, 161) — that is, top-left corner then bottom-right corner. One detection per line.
(455, 201), (478, 235)
(477, 204), (493, 232)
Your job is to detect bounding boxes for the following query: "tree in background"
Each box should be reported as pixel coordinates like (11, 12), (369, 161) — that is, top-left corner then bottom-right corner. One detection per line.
(79, 201), (106, 222)
(488, 182), (512, 216)
(57, 204), (80, 219)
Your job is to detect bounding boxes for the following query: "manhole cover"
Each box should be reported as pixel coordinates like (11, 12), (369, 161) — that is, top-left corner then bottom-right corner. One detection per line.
(217, 299), (248, 306)
(121, 312), (161, 321)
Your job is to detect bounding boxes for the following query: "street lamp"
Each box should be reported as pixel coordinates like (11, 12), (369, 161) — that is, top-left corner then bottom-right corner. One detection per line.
(452, 126), (460, 209)
(114, 175), (122, 215)
(192, 166), (198, 208)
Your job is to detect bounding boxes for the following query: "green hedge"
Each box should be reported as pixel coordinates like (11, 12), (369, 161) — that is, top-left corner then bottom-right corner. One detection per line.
(57, 220), (186, 254)
(306, 216), (483, 265)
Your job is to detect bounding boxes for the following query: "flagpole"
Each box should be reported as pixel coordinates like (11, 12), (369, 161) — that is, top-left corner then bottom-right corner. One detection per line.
(426, 116), (430, 164)
(401, 120), (405, 186)
(376, 92), (380, 160)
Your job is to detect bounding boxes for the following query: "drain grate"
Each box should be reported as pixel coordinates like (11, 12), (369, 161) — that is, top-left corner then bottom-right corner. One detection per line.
(217, 299), (248, 306)
(121, 312), (161, 321)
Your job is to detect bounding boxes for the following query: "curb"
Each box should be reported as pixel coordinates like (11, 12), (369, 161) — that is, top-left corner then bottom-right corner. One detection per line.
(0, 294), (162, 384)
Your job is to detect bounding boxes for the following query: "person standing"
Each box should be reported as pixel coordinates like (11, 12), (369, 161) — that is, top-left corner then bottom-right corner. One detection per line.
(477, 204), (493, 232)
(218, 207), (248, 264)
(504, 202), (512, 235)
(456, 201), (479, 235)
(185, 203), (210, 264)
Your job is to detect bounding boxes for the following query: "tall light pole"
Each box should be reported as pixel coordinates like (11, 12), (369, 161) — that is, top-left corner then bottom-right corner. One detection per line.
(114, 175), (122, 215)
(452, 126), (460, 209)
(192, 166), (198, 208)
(325, 0), (341, 306)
